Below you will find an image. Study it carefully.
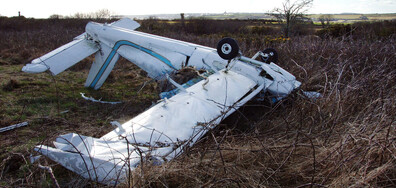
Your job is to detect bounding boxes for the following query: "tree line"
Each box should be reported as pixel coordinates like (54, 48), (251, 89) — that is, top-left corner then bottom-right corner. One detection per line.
(49, 9), (114, 19)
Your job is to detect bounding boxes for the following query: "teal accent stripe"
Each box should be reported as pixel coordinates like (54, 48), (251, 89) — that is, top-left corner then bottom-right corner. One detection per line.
(89, 40), (175, 88)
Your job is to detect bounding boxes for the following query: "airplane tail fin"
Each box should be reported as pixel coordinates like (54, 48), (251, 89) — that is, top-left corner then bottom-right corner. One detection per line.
(84, 44), (120, 89)
(84, 18), (140, 89)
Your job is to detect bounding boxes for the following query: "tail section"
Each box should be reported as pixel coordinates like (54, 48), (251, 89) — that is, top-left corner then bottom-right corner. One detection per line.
(22, 18), (141, 90)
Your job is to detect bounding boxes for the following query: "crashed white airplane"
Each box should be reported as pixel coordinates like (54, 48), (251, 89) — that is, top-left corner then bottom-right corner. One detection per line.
(23, 18), (301, 185)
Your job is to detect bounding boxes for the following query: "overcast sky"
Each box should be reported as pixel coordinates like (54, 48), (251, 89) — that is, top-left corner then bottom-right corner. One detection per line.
(1, 0), (395, 18)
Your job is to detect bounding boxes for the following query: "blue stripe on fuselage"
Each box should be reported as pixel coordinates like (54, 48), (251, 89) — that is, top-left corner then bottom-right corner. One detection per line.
(89, 40), (176, 88)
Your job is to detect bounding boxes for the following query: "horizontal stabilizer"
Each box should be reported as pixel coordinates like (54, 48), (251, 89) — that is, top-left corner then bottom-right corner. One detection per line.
(22, 37), (99, 75)
(110, 18), (140, 31)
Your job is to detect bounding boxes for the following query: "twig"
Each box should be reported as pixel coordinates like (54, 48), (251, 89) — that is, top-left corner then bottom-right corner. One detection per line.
(262, 132), (299, 182)
(209, 130), (229, 174)
(300, 132), (316, 188)
(38, 164), (60, 188)
(295, 183), (327, 188)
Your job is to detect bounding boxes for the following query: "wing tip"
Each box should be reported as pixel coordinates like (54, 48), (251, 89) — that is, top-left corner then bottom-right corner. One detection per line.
(22, 63), (48, 73)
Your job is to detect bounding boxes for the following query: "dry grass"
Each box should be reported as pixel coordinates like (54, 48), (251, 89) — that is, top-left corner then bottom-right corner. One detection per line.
(123, 28), (396, 187)
(0, 18), (395, 187)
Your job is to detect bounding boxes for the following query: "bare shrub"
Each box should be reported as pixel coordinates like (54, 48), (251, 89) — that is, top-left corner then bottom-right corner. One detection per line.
(126, 35), (396, 187)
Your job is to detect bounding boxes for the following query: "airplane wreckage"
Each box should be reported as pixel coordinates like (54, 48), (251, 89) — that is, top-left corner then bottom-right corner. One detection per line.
(22, 18), (303, 185)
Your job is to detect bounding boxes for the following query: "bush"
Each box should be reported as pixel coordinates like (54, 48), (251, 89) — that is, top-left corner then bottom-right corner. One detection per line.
(316, 24), (353, 38)
(316, 20), (396, 39)
(250, 26), (276, 35)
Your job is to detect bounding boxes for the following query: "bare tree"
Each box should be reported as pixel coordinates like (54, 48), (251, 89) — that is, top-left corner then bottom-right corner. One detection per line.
(268, 0), (314, 37)
(73, 12), (90, 19)
(318, 14), (333, 28)
(71, 9), (113, 19)
(94, 9), (112, 19)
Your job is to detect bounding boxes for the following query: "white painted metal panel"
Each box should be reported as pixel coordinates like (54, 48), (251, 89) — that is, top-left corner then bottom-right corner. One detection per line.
(22, 38), (99, 75)
(85, 44), (120, 89)
(110, 18), (140, 31)
(102, 70), (257, 144)
(35, 70), (258, 185)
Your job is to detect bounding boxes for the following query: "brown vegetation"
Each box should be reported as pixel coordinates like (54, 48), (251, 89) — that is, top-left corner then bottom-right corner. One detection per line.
(0, 17), (395, 187)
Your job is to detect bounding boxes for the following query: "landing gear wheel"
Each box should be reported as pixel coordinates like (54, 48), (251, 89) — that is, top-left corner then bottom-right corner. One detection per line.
(217, 38), (239, 60)
(261, 48), (278, 63)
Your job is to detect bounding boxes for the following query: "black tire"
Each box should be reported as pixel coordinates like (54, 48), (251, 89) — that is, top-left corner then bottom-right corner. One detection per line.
(261, 48), (278, 63)
(217, 38), (239, 60)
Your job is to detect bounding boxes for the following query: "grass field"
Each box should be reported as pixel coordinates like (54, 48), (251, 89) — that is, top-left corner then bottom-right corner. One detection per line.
(0, 17), (395, 187)
(309, 13), (396, 20)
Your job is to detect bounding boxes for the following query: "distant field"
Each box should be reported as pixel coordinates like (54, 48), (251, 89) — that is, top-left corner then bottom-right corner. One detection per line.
(307, 13), (396, 23)
(129, 13), (396, 23)
(309, 13), (396, 20)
